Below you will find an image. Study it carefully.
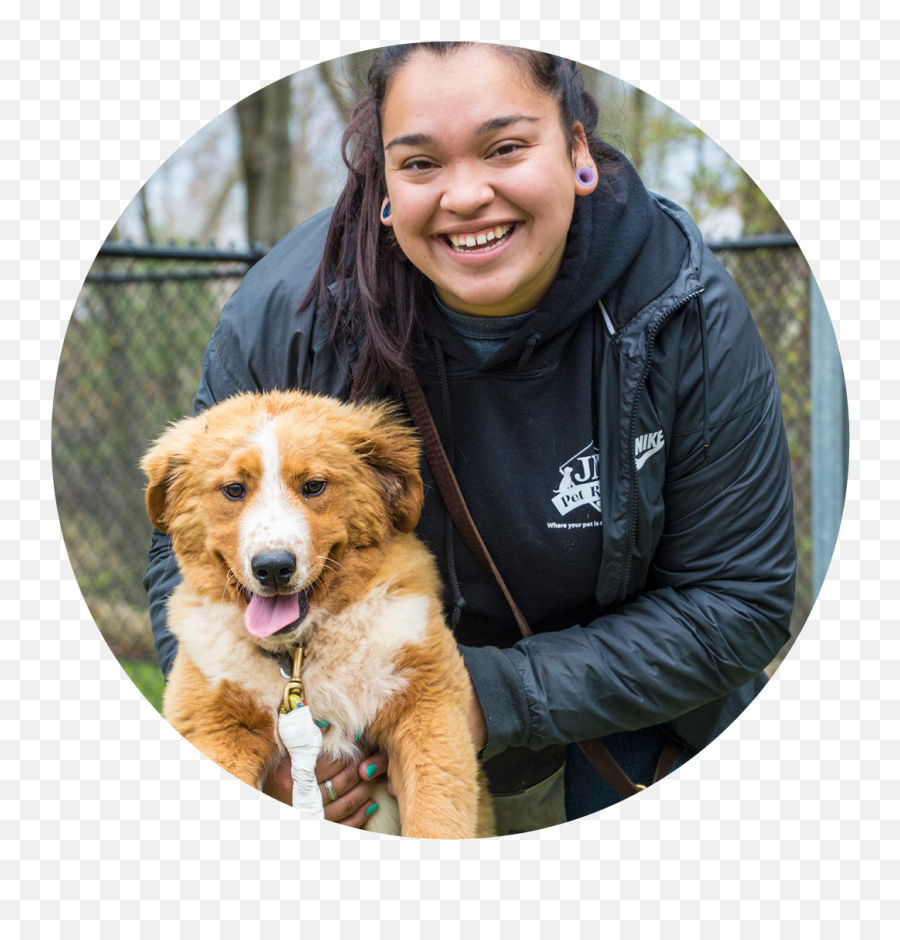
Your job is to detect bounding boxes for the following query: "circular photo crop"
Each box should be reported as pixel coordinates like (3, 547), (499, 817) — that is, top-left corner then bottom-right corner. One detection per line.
(51, 43), (847, 838)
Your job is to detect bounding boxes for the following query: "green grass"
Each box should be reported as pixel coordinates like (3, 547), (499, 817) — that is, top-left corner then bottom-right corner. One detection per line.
(119, 659), (165, 714)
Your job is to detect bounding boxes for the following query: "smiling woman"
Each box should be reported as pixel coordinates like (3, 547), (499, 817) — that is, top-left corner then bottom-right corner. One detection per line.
(378, 46), (594, 319)
(144, 41), (797, 836)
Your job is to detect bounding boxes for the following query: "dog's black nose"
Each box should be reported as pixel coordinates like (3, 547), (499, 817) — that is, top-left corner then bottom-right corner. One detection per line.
(251, 551), (297, 587)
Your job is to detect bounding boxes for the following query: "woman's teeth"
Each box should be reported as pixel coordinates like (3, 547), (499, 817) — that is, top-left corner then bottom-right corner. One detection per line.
(447, 223), (514, 252)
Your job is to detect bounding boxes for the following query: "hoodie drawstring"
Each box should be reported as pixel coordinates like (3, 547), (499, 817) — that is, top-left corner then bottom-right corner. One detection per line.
(517, 331), (542, 371)
(432, 338), (466, 628)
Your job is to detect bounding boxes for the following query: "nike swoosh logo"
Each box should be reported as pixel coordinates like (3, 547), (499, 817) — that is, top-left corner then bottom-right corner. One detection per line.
(634, 440), (665, 470)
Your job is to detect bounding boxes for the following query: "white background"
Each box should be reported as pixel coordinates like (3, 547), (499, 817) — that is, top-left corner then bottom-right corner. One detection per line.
(3, 2), (896, 935)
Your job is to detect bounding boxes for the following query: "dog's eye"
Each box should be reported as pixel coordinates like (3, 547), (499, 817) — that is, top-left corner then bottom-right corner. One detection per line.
(302, 479), (327, 497)
(222, 483), (246, 501)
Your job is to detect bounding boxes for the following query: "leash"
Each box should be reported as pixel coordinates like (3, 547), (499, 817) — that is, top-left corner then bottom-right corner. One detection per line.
(275, 644), (325, 816)
(401, 370), (684, 799)
(279, 646), (306, 714)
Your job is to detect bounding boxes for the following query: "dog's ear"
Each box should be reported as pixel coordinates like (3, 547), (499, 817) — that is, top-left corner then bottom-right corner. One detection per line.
(141, 417), (197, 533)
(356, 405), (425, 534)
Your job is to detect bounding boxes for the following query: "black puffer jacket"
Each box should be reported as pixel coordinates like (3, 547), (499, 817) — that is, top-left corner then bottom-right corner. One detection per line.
(145, 159), (796, 776)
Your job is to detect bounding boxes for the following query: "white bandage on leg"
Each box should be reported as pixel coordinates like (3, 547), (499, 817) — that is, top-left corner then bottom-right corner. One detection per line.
(278, 705), (324, 818)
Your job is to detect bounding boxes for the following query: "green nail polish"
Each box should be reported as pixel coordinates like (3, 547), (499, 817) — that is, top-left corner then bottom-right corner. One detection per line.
(365, 803), (379, 816)
(366, 764), (377, 779)
(315, 720), (330, 728)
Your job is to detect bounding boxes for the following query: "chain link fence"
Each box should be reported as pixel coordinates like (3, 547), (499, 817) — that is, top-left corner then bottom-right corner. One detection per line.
(53, 238), (814, 665)
(53, 246), (260, 659)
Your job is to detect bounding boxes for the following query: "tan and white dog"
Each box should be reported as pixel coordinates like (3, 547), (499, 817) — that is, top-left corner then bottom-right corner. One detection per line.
(143, 390), (493, 839)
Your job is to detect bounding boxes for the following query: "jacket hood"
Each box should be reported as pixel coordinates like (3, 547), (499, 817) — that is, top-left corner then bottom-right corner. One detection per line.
(421, 142), (656, 371)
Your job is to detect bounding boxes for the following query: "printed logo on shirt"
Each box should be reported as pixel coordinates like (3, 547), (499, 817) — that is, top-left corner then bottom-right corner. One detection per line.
(635, 429), (665, 470)
(551, 443), (602, 519)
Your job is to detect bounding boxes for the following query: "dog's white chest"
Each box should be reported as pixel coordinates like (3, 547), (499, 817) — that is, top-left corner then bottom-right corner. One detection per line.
(170, 586), (434, 762)
(301, 591), (432, 760)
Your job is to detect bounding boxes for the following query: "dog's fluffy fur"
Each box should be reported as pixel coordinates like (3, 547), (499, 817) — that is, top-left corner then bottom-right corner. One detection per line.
(143, 390), (493, 839)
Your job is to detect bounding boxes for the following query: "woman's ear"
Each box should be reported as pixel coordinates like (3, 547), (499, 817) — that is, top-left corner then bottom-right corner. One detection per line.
(570, 121), (591, 167)
(572, 121), (598, 197)
(380, 196), (394, 228)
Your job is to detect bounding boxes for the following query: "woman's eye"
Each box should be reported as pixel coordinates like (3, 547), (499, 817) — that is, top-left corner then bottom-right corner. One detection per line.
(222, 483), (246, 501)
(490, 143), (520, 158)
(302, 480), (327, 497)
(403, 159), (436, 171)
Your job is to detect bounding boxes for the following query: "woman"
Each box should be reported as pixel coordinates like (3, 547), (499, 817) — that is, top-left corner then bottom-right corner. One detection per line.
(146, 42), (796, 834)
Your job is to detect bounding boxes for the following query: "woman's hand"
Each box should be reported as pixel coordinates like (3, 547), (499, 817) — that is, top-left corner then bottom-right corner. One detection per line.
(262, 747), (389, 826)
(263, 675), (486, 819)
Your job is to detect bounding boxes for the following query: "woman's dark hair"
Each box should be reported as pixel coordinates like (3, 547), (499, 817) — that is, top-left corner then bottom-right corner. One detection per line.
(300, 42), (611, 400)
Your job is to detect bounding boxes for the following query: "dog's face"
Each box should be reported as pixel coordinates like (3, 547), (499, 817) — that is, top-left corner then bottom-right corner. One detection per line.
(143, 391), (424, 649)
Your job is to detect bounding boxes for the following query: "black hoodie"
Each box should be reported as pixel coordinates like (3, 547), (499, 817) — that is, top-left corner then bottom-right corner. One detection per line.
(415, 150), (654, 648)
(145, 148), (796, 797)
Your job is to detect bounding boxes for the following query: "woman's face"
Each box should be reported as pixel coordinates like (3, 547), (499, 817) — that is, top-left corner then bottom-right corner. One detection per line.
(380, 46), (593, 318)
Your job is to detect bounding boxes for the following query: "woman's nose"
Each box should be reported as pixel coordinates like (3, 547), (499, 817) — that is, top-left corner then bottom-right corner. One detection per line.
(439, 163), (494, 216)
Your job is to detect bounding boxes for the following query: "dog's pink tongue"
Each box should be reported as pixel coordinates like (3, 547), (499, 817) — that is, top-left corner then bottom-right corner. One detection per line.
(244, 593), (300, 638)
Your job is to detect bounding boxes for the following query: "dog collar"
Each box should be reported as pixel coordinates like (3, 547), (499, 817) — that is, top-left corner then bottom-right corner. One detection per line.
(260, 645), (301, 679)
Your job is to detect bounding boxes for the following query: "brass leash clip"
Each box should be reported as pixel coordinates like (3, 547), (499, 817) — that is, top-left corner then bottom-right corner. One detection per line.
(280, 646), (305, 714)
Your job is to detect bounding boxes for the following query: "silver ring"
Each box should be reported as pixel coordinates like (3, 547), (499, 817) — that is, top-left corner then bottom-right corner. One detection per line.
(323, 779), (337, 803)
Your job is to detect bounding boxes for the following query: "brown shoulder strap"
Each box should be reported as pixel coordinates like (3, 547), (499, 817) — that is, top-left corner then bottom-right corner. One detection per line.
(651, 738), (686, 785)
(400, 370), (653, 800)
(400, 370), (533, 639)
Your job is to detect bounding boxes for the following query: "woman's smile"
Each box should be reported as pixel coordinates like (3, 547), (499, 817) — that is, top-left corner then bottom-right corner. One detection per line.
(434, 221), (520, 262)
(380, 44), (593, 318)
(441, 221), (517, 253)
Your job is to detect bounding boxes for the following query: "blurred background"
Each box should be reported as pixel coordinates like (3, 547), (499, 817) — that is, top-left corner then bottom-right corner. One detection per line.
(51, 52), (848, 712)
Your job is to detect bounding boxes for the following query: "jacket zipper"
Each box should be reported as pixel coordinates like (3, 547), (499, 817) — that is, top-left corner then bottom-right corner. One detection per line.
(616, 287), (706, 601)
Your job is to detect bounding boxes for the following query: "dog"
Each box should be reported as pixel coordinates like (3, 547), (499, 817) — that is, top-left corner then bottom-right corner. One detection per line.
(143, 390), (493, 839)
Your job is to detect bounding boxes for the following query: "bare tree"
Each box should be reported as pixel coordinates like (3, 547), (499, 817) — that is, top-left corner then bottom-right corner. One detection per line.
(236, 77), (294, 247)
(318, 59), (355, 124)
(318, 51), (377, 127)
(138, 186), (154, 244)
(630, 85), (646, 177)
(197, 163), (241, 245)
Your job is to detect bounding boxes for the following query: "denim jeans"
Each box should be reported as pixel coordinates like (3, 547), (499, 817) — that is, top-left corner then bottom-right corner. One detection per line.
(564, 726), (696, 820)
